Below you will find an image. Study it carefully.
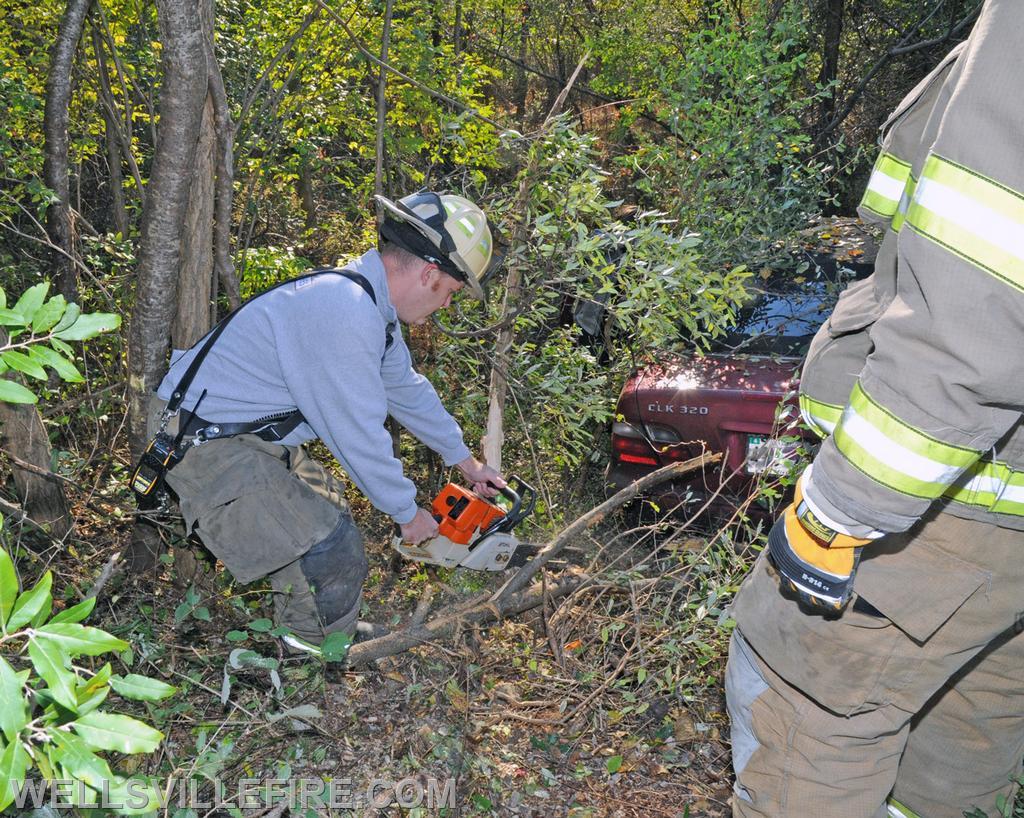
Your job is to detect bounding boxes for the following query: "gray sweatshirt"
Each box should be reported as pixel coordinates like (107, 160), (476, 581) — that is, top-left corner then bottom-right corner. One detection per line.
(157, 249), (471, 524)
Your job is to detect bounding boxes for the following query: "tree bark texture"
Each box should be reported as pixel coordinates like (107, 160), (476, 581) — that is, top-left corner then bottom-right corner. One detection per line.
(0, 397), (73, 541)
(207, 20), (240, 311)
(128, 0), (209, 454)
(818, 0), (845, 128)
(43, 0), (94, 302)
(172, 92), (216, 350)
(126, 0), (209, 568)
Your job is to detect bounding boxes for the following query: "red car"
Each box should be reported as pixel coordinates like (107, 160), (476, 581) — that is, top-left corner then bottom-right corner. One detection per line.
(606, 278), (841, 512)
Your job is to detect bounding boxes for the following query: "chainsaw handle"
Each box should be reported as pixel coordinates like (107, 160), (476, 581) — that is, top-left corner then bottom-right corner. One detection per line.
(484, 476), (536, 535)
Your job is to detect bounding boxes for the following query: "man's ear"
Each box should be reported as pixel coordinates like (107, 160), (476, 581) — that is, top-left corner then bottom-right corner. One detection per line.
(419, 262), (436, 286)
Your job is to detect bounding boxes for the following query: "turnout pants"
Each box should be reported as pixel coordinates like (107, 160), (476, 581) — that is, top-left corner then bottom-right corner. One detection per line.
(148, 398), (368, 642)
(726, 510), (1024, 818)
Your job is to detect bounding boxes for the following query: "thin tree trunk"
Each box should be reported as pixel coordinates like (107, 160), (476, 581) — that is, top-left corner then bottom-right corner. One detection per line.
(172, 92), (215, 349)
(0, 348), (72, 541)
(818, 0), (845, 128)
(126, 0), (210, 569)
(482, 55), (587, 471)
(208, 33), (240, 311)
(43, 0), (94, 302)
(514, 1), (531, 129)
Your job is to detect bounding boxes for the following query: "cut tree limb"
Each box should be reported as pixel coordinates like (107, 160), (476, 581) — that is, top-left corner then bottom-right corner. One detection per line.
(492, 452), (718, 603)
(347, 574), (589, 668)
(349, 453), (715, 667)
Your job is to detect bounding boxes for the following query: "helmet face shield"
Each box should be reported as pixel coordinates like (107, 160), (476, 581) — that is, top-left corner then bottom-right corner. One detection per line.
(376, 191), (494, 299)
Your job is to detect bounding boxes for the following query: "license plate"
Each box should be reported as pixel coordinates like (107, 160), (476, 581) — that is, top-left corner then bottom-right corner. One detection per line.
(746, 435), (798, 476)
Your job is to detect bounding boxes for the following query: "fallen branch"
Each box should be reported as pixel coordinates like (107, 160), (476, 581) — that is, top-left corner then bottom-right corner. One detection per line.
(346, 573), (589, 668)
(492, 452), (719, 603)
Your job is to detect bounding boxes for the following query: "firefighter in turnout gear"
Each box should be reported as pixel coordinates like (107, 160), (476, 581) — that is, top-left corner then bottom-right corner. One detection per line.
(725, 3), (1024, 815)
(147, 191), (505, 654)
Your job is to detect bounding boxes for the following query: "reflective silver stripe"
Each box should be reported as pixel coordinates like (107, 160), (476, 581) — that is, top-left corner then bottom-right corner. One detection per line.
(907, 153), (1024, 292)
(860, 152), (912, 220)
(833, 383), (979, 499)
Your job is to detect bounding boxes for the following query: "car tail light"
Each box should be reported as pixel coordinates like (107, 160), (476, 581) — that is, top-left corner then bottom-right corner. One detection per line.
(611, 421), (689, 465)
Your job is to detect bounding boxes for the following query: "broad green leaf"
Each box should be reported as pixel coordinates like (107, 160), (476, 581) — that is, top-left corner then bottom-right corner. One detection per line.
(110, 674), (177, 702)
(52, 311), (121, 341)
(78, 662), (112, 697)
(35, 623), (129, 656)
(51, 337), (74, 356)
(50, 301), (80, 334)
(71, 711), (164, 754)
(7, 570), (52, 631)
(32, 294), (66, 333)
(0, 657), (28, 742)
(1, 350), (47, 380)
(30, 346), (82, 382)
(606, 755), (623, 774)
(0, 308), (29, 327)
(0, 733), (29, 811)
(0, 287), (6, 310)
(51, 595), (97, 624)
(0, 379), (36, 404)
(76, 684), (110, 716)
(12, 282), (49, 322)
(28, 635), (77, 710)
(0, 548), (17, 627)
(48, 729), (115, 792)
(320, 631), (352, 663)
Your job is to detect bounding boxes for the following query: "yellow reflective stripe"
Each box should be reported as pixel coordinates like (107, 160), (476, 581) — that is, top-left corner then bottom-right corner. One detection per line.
(945, 459), (1024, 516)
(799, 393), (842, 438)
(832, 383), (979, 499)
(907, 154), (1024, 292)
(860, 152), (912, 219)
(890, 174), (916, 232)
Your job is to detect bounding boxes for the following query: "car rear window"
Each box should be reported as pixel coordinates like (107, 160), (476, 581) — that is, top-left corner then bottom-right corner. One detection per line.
(712, 282), (835, 358)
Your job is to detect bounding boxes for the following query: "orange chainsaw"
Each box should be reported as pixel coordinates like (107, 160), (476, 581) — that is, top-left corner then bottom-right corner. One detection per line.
(393, 477), (537, 571)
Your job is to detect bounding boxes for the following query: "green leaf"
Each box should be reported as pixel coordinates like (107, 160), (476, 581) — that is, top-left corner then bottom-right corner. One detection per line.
(51, 337), (74, 356)
(247, 618), (273, 632)
(0, 308), (29, 327)
(32, 294), (66, 333)
(53, 311), (121, 341)
(11, 282), (48, 322)
(320, 631), (352, 663)
(35, 623), (129, 656)
(51, 595), (97, 624)
(0, 657), (28, 742)
(1, 350), (47, 380)
(606, 755), (623, 774)
(30, 345), (82, 382)
(0, 548), (17, 627)
(28, 635), (77, 710)
(0, 287), (6, 310)
(50, 302), (80, 334)
(0, 379), (37, 404)
(0, 732), (29, 811)
(71, 710), (164, 754)
(48, 729), (115, 792)
(192, 606), (211, 622)
(7, 570), (52, 631)
(226, 630), (248, 642)
(110, 674), (177, 702)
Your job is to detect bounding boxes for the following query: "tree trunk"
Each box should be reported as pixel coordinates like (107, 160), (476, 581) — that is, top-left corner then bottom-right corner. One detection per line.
(514, 2), (531, 129)
(126, 0), (210, 569)
(818, 0), (845, 128)
(0, 394), (73, 542)
(43, 0), (94, 302)
(172, 92), (216, 349)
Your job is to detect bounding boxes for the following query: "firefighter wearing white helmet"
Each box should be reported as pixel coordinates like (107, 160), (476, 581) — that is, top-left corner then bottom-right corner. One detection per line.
(375, 191), (498, 300)
(146, 189), (505, 658)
